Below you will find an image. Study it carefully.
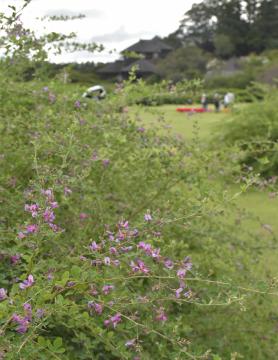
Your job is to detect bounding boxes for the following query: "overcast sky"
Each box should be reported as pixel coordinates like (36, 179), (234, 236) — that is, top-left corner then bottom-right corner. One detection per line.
(0, 0), (200, 63)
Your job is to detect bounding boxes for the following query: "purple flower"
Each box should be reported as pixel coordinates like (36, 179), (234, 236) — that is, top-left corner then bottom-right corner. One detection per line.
(175, 287), (184, 298)
(88, 301), (103, 315)
(183, 256), (192, 271)
(10, 254), (21, 265)
(74, 100), (81, 108)
(120, 246), (133, 253)
(109, 247), (118, 255)
(79, 118), (86, 125)
(110, 313), (122, 328)
(24, 203), (39, 217)
(155, 308), (167, 322)
(12, 314), (30, 333)
(177, 269), (186, 279)
(43, 208), (55, 223)
(102, 159), (110, 167)
(184, 289), (192, 298)
(137, 127), (145, 132)
(43, 86), (49, 92)
(119, 220), (129, 229)
(112, 260), (120, 267)
(19, 274), (34, 290)
(130, 259), (149, 274)
(23, 303), (32, 312)
(23, 303), (32, 321)
(144, 212), (152, 222)
(26, 224), (39, 234)
(50, 201), (58, 209)
(18, 232), (26, 239)
(104, 319), (110, 327)
(104, 257), (111, 266)
(164, 258), (174, 270)
(125, 338), (136, 348)
(42, 189), (54, 201)
(36, 308), (45, 318)
(102, 285), (114, 295)
(151, 248), (160, 259)
(0, 288), (7, 301)
(89, 241), (101, 252)
(64, 187), (72, 196)
(138, 242), (152, 255)
(79, 212), (88, 220)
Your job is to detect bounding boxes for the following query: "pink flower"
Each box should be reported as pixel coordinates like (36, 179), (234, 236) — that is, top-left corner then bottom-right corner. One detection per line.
(79, 212), (88, 220)
(119, 220), (129, 229)
(102, 285), (114, 295)
(26, 224), (39, 233)
(18, 232), (26, 239)
(108, 313), (122, 328)
(155, 308), (167, 322)
(19, 275), (34, 290)
(104, 319), (110, 327)
(24, 203), (39, 217)
(43, 208), (55, 223)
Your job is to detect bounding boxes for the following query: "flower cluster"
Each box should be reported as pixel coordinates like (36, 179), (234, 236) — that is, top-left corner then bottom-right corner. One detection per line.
(12, 303), (44, 334)
(18, 189), (62, 238)
(19, 275), (34, 290)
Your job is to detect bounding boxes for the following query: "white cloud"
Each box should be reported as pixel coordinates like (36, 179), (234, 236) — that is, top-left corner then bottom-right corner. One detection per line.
(0, 0), (200, 63)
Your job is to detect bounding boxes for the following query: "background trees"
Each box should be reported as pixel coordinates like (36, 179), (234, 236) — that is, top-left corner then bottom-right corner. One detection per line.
(178, 0), (278, 58)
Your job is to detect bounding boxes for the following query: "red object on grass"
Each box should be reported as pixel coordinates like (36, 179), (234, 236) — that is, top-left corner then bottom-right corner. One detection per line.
(176, 107), (206, 113)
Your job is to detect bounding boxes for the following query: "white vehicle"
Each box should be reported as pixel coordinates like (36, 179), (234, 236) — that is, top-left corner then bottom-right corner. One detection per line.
(82, 85), (106, 100)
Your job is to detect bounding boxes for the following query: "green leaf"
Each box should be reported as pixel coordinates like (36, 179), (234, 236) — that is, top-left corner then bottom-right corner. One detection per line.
(53, 337), (63, 349)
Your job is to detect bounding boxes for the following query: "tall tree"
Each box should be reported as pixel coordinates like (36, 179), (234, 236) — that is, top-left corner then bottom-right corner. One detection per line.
(178, 0), (278, 58)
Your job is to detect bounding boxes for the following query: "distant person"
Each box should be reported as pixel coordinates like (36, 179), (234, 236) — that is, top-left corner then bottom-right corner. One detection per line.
(224, 92), (235, 109)
(213, 93), (220, 112)
(201, 93), (208, 111)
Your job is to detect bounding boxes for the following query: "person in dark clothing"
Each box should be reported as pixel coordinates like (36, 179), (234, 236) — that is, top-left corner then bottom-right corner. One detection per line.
(213, 93), (220, 112)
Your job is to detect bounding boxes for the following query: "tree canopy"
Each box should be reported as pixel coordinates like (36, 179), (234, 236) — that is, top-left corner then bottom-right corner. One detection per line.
(179, 0), (278, 58)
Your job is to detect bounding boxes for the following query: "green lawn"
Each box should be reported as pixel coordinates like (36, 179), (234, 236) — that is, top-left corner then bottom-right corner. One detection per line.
(132, 104), (231, 140)
(134, 104), (278, 274)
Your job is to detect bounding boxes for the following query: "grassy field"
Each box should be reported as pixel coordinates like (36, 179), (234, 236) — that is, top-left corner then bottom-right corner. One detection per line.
(133, 104), (230, 140)
(134, 104), (278, 270)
